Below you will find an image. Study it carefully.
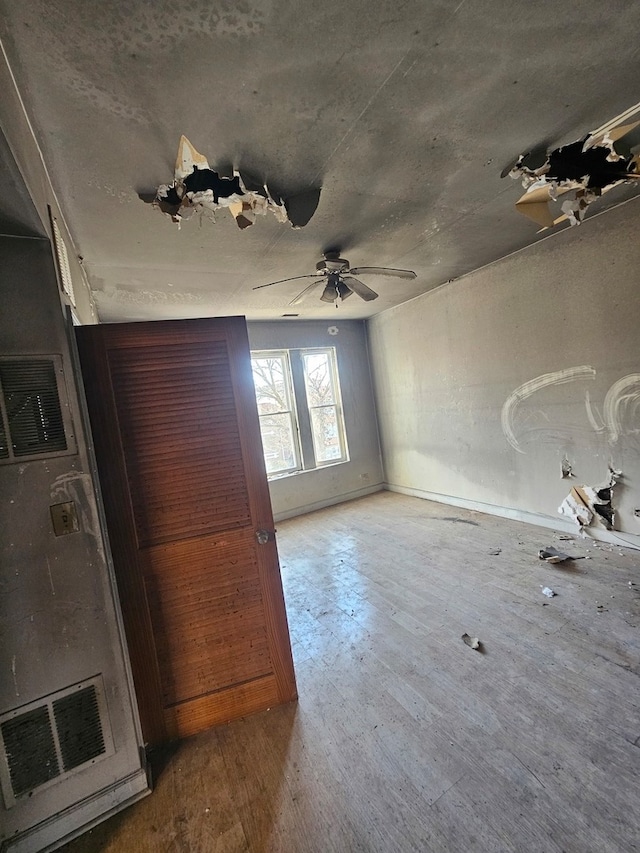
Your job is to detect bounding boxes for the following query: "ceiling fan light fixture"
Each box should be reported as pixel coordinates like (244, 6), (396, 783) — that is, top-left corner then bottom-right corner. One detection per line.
(254, 252), (416, 305)
(320, 283), (338, 303)
(336, 280), (353, 301)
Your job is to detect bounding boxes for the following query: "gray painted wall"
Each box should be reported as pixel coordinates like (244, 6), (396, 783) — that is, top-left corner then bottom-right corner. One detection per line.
(247, 321), (383, 520)
(0, 44), (97, 325)
(0, 236), (148, 851)
(368, 199), (640, 543)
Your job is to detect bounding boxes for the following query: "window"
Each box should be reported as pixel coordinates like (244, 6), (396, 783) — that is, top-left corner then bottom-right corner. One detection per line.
(251, 351), (300, 475)
(251, 347), (348, 478)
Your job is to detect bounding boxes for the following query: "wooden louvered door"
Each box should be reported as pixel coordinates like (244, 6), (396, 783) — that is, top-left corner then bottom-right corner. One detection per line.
(76, 318), (296, 746)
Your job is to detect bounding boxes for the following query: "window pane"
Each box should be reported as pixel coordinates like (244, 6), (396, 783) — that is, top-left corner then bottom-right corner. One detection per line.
(259, 413), (298, 473)
(251, 356), (288, 416)
(310, 406), (342, 462)
(302, 353), (335, 406)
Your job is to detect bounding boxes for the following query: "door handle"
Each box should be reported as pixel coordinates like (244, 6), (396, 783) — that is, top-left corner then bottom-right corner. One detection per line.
(255, 528), (276, 545)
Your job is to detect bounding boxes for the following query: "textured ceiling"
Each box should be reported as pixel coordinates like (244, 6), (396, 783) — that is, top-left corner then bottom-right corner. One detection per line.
(1, 0), (640, 321)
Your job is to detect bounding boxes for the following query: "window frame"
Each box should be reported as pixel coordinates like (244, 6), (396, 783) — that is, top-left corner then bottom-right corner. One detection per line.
(250, 346), (349, 480)
(299, 347), (348, 468)
(250, 349), (302, 477)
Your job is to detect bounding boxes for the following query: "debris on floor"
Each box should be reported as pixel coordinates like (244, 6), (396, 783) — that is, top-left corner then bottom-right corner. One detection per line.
(538, 546), (582, 564)
(503, 119), (640, 228)
(442, 516), (480, 526)
(541, 586), (557, 598)
(558, 467), (621, 531)
(488, 548), (502, 555)
(461, 633), (482, 650)
(140, 135), (321, 230)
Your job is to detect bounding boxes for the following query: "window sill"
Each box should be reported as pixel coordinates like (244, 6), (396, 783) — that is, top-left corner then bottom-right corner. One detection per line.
(267, 459), (349, 482)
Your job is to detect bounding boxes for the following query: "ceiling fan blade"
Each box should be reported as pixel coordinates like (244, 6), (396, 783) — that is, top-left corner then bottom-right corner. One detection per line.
(289, 280), (324, 305)
(253, 274), (318, 290)
(342, 276), (378, 301)
(349, 266), (417, 280)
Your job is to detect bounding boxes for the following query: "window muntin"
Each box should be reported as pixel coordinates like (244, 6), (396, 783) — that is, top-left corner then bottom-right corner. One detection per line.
(251, 347), (348, 478)
(251, 351), (301, 475)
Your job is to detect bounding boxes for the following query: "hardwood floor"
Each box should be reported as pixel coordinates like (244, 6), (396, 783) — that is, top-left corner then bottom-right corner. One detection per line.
(61, 492), (640, 852)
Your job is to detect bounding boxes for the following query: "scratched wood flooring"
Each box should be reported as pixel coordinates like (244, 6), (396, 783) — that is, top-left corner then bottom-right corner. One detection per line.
(61, 491), (640, 853)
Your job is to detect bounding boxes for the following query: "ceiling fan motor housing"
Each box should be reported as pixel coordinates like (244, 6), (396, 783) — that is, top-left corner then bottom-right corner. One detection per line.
(316, 256), (350, 274)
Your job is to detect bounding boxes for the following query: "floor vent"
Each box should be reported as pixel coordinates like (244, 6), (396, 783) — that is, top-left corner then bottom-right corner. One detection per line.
(0, 677), (113, 808)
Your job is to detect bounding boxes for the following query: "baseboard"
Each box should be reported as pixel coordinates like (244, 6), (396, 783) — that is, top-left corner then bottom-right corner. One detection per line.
(273, 483), (384, 522)
(384, 482), (640, 551)
(3, 768), (150, 853)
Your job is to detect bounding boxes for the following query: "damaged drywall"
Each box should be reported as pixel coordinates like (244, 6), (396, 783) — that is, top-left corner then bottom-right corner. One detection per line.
(504, 121), (640, 228)
(558, 467), (621, 531)
(140, 135), (321, 230)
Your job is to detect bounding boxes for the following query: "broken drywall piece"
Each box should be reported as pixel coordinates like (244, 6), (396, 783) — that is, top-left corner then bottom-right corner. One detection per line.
(504, 119), (640, 229)
(561, 456), (574, 479)
(539, 547), (572, 563)
(461, 633), (481, 650)
(141, 136), (321, 230)
(558, 468), (621, 531)
(541, 586), (557, 598)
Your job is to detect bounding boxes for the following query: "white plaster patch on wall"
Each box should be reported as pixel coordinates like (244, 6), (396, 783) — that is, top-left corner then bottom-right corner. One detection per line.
(86, 178), (136, 204)
(503, 369), (640, 452)
(603, 374), (640, 444)
(46, 556), (56, 596)
(584, 389), (605, 433)
(11, 655), (18, 697)
(501, 366), (597, 453)
(93, 286), (206, 306)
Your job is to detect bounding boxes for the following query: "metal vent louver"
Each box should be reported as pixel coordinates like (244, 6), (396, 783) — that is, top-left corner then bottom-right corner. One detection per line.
(0, 413), (8, 459)
(51, 216), (76, 307)
(53, 686), (105, 771)
(0, 358), (67, 460)
(0, 678), (113, 808)
(0, 708), (59, 797)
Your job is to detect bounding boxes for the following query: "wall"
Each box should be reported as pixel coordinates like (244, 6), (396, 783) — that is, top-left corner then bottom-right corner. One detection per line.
(247, 320), (383, 520)
(0, 39), (97, 325)
(0, 236), (149, 851)
(368, 199), (640, 544)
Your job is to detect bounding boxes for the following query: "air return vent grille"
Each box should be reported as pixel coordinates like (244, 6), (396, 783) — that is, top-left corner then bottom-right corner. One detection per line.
(1, 708), (59, 797)
(0, 356), (75, 463)
(53, 687), (105, 771)
(51, 215), (76, 307)
(0, 677), (113, 808)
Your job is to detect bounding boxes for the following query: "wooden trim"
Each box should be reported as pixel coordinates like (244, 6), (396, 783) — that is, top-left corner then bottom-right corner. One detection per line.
(226, 320), (298, 704)
(75, 326), (166, 745)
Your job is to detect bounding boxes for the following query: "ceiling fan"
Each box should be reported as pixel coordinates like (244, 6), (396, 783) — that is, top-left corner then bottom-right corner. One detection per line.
(253, 252), (417, 305)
